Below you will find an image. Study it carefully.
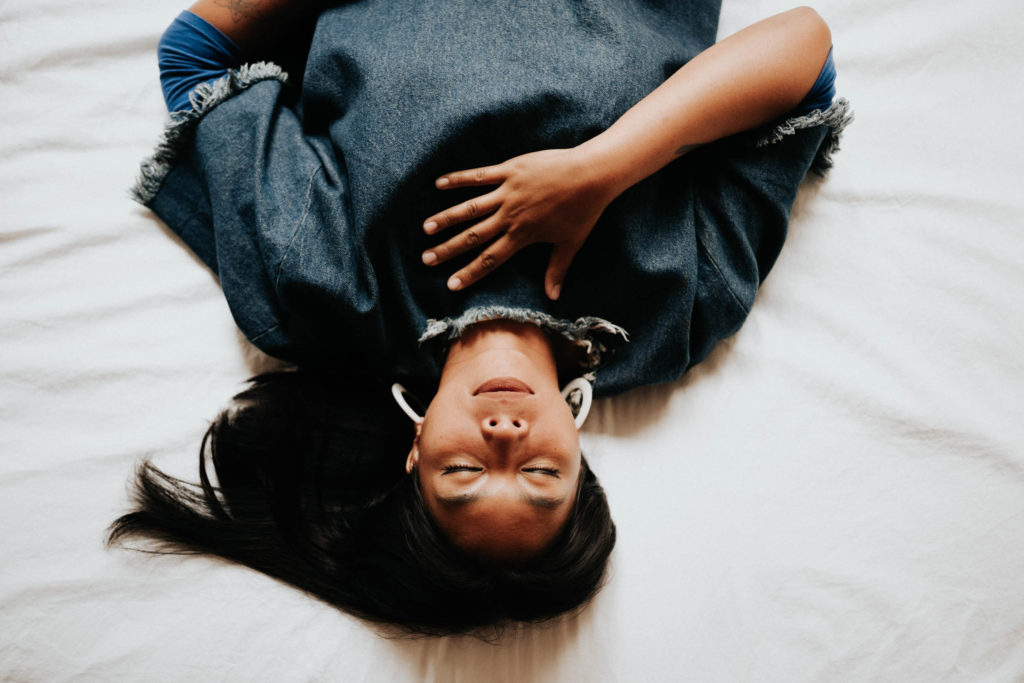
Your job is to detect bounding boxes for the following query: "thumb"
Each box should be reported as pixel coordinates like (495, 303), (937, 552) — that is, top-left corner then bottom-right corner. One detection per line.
(545, 242), (581, 300)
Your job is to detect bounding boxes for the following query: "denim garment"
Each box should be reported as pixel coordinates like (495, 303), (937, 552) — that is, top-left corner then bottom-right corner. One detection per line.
(135, 0), (851, 397)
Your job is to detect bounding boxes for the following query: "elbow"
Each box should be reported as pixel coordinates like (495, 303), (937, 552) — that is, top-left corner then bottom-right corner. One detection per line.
(790, 6), (832, 53)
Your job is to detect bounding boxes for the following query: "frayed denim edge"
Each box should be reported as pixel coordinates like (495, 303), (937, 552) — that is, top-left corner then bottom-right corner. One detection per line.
(418, 305), (629, 371)
(756, 97), (854, 175)
(130, 62), (289, 204)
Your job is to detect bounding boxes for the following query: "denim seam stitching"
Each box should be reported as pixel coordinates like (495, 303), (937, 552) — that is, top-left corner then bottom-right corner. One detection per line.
(696, 234), (750, 314)
(249, 323), (281, 343)
(274, 165), (323, 289)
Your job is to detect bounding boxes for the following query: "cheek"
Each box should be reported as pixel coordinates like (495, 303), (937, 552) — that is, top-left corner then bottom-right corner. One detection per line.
(416, 426), (465, 466)
(416, 412), (457, 460)
(418, 394), (475, 453)
(416, 471), (439, 514)
(549, 429), (583, 472)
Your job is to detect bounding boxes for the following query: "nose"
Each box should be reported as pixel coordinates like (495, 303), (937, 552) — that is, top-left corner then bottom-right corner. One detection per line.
(481, 415), (529, 444)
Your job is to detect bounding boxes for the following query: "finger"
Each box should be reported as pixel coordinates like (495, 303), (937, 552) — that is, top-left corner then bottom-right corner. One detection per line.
(544, 242), (582, 300)
(423, 190), (502, 235)
(435, 164), (506, 190)
(422, 215), (503, 266)
(445, 235), (519, 291)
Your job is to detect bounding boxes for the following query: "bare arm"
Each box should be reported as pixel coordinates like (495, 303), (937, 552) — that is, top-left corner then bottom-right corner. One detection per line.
(579, 6), (831, 196)
(422, 7), (833, 299)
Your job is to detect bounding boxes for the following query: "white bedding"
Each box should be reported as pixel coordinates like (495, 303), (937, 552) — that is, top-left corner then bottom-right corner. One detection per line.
(2, 0), (1023, 680)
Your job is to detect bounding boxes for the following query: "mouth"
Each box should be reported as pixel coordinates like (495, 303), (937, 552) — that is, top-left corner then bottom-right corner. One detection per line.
(473, 377), (534, 395)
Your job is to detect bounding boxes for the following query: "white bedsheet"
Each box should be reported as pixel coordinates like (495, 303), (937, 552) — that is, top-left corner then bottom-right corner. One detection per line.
(2, 0), (1023, 680)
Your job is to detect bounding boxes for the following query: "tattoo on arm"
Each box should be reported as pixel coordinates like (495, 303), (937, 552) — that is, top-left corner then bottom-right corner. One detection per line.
(214, 0), (267, 22)
(674, 143), (703, 157)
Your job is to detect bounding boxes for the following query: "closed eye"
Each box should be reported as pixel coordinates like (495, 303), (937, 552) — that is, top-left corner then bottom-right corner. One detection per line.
(522, 467), (560, 477)
(442, 464), (483, 474)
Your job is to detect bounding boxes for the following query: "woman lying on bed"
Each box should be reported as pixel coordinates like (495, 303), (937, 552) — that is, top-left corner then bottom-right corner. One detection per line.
(110, 0), (848, 635)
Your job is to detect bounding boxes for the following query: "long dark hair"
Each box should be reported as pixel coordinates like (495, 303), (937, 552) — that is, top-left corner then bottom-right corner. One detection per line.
(107, 370), (616, 636)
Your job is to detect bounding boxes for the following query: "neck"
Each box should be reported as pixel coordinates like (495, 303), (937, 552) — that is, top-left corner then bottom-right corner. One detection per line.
(441, 320), (560, 384)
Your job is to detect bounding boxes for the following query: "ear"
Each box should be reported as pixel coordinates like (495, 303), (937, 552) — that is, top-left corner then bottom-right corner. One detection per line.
(405, 424), (421, 474)
(560, 377), (593, 430)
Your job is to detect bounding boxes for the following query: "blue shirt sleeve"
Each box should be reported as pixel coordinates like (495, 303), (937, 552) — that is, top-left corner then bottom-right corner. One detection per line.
(158, 11), (242, 112)
(793, 47), (836, 116)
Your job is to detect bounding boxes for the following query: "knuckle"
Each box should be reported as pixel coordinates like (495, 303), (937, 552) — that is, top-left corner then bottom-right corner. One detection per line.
(474, 168), (486, 182)
(464, 229), (480, 246)
(480, 253), (497, 271)
(465, 200), (478, 218)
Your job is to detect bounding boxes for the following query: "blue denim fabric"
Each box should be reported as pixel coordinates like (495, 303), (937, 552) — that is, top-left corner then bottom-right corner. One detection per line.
(138, 0), (848, 397)
(795, 47), (836, 115)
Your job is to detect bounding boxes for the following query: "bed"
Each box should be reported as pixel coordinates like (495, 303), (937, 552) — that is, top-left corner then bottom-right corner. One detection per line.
(2, 0), (1023, 679)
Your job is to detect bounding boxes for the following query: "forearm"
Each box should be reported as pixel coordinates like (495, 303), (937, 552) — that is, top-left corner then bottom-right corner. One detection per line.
(579, 7), (833, 197)
(188, 0), (320, 56)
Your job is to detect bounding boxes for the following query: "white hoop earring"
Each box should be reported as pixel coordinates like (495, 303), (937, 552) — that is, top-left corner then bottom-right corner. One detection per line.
(561, 377), (593, 429)
(391, 383), (423, 424)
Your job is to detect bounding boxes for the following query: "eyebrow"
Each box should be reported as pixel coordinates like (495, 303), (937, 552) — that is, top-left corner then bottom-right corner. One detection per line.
(434, 491), (567, 510)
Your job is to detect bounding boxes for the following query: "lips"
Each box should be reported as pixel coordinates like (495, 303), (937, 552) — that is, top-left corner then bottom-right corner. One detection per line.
(473, 377), (534, 395)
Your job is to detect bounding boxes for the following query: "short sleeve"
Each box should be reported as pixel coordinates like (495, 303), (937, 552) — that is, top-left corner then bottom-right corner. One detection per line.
(133, 64), (381, 365)
(684, 94), (850, 365)
(792, 47), (836, 116)
(158, 11), (242, 112)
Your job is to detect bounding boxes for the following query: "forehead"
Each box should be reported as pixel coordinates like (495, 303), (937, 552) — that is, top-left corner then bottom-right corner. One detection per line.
(427, 489), (573, 559)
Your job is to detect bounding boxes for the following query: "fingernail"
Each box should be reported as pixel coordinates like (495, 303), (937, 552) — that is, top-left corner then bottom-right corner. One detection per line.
(550, 283), (561, 300)
(436, 178), (449, 188)
(422, 251), (437, 265)
(424, 221), (437, 234)
(447, 276), (461, 291)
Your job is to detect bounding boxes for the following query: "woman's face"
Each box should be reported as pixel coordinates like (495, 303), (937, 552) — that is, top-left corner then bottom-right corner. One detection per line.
(406, 322), (582, 561)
